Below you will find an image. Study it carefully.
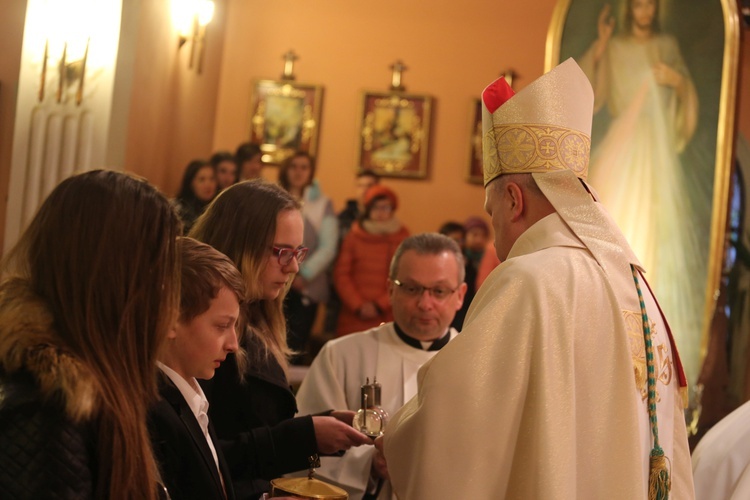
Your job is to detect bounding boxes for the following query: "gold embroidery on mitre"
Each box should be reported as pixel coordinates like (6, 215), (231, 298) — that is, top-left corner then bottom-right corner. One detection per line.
(483, 124), (591, 185)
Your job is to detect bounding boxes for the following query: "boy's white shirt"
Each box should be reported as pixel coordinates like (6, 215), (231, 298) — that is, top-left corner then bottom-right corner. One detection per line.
(157, 361), (221, 474)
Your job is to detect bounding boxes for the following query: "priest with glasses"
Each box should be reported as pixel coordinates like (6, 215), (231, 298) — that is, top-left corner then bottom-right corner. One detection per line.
(296, 233), (467, 499)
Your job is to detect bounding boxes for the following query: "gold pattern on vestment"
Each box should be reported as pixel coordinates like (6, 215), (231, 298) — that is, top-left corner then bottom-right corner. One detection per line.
(655, 343), (674, 388)
(623, 310), (648, 396)
(483, 124), (590, 185)
(622, 310), (673, 402)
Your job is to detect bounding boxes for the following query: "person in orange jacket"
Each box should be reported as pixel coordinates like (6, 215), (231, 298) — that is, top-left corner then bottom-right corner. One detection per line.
(334, 185), (409, 336)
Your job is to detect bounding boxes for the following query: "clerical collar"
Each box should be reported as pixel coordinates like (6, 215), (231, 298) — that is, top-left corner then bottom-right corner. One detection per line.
(393, 322), (450, 351)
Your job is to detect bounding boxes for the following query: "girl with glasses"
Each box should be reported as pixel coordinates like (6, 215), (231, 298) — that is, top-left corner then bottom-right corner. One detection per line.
(190, 180), (370, 499)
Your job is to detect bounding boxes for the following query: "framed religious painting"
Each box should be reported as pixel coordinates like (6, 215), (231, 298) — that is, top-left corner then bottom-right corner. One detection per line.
(248, 79), (324, 165)
(545, 0), (741, 386)
(356, 91), (433, 179)
(467, 98), (483, 184)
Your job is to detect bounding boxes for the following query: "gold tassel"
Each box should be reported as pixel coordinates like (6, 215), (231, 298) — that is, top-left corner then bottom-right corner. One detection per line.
(648, 447), (671, 500)
(679, 385), (689, 409)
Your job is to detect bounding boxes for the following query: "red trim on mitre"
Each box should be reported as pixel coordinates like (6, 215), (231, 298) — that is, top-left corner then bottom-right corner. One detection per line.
(482, 77), (515, 113)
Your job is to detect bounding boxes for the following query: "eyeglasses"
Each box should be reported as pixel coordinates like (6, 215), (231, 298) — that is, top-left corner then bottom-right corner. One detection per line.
(271, 246), (309, 266)
(392, 279), (458, 301)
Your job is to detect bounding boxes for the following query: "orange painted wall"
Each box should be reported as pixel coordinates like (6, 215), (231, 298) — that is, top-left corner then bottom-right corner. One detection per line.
(0, 2), (747, 251)
(125, 0), (227, 196)
(213, 0), (560, 233)
(212, 2), (750, 235)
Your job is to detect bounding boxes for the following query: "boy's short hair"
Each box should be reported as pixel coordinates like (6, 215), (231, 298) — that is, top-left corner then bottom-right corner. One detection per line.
(178, 237), (246, 322)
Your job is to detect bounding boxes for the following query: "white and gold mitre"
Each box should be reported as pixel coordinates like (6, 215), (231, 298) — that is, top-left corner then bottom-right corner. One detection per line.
(481, 58), (594, 186)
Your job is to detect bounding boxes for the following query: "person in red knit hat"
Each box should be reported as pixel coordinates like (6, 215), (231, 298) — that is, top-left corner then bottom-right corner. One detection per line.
(333, 185), (409, 336)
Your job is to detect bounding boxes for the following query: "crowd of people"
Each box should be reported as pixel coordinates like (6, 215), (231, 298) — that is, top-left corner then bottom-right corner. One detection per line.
(0, 56), (744, 500)
(171, 142), (497, 364)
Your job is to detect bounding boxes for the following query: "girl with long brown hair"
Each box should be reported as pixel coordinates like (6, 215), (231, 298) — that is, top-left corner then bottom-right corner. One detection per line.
(0, 170), (181, 498)
(190, 179), (369, 499)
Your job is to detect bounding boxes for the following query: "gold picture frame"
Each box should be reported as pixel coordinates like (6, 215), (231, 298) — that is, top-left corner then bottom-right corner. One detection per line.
(249, 79), (324, 165)
(357, 90), (433, 179)
(545, 0), (741, 383)
(468, 98), (483, 184)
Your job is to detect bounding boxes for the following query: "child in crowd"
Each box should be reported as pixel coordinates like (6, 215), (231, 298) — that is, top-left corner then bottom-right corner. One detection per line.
(149, 237), (245, 499)
(334, 185), (409, 336)
(338, 169), (381, 240)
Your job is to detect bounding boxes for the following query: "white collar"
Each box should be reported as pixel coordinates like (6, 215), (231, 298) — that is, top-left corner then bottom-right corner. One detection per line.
(157, 361), (210, 422)
(507, 212), (585, 260)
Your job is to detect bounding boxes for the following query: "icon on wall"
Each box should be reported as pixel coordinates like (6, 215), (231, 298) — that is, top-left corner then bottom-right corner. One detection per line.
(249, 79), (324, 165)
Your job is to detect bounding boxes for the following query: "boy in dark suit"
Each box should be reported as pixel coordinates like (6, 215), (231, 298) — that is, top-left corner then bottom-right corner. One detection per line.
(150, 237), (245, 500)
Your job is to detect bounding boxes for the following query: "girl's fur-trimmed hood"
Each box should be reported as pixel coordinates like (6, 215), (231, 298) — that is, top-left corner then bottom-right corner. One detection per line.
(0, 278), (100, 421)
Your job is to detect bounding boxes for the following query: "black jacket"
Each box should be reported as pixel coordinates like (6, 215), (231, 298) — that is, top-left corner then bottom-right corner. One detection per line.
(202, 335), (318, 500)
(0, 278), (169, 498)
(0, 369), (97, 499)
(0, 279), (102, 498)
(149, 374), (236, 500)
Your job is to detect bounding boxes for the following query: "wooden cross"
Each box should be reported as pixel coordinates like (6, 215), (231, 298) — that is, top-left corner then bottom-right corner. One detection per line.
(390, 60), (407, 91)
(282, 50), (298, 80)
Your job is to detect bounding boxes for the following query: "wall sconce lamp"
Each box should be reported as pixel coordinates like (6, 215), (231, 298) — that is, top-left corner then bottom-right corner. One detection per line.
(38, 39), (90, 106)
(174, 0), (215, 74)
(34, 0), (93, 105)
